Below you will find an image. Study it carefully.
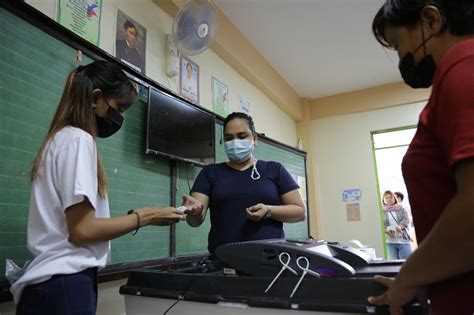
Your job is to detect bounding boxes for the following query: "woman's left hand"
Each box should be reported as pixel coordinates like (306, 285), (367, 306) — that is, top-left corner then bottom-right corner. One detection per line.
(246, 203), (268, 222)
(367, 275), (427, 315)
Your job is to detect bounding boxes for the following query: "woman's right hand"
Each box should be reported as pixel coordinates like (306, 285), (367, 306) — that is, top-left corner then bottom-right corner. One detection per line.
(136, 207), (184, 226)
(181, 194), (204, 216)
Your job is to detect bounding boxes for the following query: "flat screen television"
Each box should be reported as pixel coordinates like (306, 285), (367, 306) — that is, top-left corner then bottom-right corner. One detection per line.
(146, 87), (215, 165)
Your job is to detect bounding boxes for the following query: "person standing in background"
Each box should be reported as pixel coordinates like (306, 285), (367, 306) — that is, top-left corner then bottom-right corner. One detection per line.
(394, 191), (418, 250)
(394, 191), (413, 226)
(381, 190), (412, 260)
(393, 191), (404, 205)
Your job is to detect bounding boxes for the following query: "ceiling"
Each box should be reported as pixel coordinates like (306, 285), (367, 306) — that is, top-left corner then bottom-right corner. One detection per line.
(213, 0), (402, 100)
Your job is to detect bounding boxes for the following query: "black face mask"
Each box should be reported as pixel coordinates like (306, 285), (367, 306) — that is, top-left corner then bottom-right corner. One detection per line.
(398, 28), (436, 89)
(96, 105), (123, 138)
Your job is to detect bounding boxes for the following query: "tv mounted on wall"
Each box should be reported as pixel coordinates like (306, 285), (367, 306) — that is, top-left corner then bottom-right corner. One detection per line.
(146, 87), (215, 165)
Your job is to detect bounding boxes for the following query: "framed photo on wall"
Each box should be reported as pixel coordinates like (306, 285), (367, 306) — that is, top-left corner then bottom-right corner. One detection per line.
(212, 77), (229, 117)
(115, 9), (146, 74)
(179, 55), (199, 104)
(57, 0), (102, 46)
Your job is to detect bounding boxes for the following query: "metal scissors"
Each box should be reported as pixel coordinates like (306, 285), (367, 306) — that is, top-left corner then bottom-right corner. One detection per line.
(264, 252), (298, 293)
(289, 256), (321, 298)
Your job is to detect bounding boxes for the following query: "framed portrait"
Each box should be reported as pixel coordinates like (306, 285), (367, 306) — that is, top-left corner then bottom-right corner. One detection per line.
(115, 9), (146, 74)
(179, 55), (199, 104)
(212, 77), (229, 117)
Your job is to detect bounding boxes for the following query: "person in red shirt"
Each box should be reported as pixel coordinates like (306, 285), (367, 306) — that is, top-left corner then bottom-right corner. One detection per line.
(369, 1), (474, 314)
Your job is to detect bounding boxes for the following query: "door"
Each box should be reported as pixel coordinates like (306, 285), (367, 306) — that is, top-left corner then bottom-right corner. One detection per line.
(371, 127), (418, 259)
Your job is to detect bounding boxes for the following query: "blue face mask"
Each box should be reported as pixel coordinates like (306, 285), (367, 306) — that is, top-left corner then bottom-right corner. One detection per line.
(224, 139), (254, 163)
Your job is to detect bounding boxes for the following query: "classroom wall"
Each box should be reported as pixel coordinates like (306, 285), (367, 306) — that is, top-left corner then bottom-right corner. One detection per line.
(310, 101), (426, 257)
(26, 0), (298, 146)
(0, 6), (309, 310)
(2, 1), (432, 311)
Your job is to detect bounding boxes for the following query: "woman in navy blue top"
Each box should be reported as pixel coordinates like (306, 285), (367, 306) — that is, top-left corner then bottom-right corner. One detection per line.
(185, 112), (306, 253)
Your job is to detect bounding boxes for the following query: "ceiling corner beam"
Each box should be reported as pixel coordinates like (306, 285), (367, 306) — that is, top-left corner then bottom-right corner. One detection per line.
(308, 82), (431, 119)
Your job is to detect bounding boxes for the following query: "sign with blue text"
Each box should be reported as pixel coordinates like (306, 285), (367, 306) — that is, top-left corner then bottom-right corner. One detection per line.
(342, 188), (361, 203)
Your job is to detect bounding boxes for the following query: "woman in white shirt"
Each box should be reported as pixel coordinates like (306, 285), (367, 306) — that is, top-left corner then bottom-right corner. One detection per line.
(11, 61), (200, 314)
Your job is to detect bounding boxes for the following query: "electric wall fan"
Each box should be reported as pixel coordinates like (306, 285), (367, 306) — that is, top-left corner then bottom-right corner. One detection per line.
(172, 0), (218, 55)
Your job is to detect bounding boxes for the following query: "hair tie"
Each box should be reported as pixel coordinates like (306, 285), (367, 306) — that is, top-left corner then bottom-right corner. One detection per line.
(76, 65), (85, 73)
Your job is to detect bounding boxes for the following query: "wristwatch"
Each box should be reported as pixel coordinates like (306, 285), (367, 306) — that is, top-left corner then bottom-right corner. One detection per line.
(264, 205), (272, 219)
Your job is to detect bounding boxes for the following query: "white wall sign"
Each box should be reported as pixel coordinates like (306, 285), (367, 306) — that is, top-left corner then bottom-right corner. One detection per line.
(342, 188), (361, 203)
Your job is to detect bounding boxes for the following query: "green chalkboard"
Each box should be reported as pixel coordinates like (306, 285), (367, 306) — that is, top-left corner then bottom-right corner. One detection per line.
(254, 141), (309, 239)
(0, 8), (172, 278)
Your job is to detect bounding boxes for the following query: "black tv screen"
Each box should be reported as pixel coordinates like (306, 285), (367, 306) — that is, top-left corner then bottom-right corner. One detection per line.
(146, 87), (215, 165)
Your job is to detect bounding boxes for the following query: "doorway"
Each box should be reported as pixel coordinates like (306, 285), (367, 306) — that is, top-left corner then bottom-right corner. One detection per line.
(371, 126), (418, 259)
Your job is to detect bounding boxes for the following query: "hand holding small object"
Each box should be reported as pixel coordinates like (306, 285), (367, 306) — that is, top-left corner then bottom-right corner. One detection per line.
(181, 194), (203, 216)
(246, 203), (267, 222)
(386, 226), (396, 238)
(177, 206), (187, 213)
(177, 206), (188, 220)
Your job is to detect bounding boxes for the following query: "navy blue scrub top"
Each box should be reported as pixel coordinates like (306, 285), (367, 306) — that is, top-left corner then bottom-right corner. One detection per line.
(191, 160), (299, 253)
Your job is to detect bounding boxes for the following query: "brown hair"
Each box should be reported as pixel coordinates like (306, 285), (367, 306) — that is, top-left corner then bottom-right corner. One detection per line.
(30, 61), (136, 198)
(382, 190), (398, 205)
(371, 0), (474, 49)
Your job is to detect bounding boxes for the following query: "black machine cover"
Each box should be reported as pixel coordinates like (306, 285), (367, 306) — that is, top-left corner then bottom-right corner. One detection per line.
(215, 239), (401, 278)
